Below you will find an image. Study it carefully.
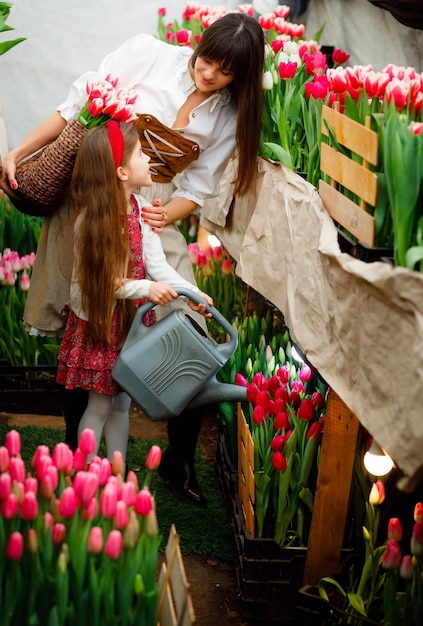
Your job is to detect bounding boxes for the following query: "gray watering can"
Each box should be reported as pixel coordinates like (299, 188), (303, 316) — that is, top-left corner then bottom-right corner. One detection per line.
(112, 287), (247, 420)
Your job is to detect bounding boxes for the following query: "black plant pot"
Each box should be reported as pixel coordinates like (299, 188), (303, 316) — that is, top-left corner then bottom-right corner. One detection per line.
(0, 362), (62, 415)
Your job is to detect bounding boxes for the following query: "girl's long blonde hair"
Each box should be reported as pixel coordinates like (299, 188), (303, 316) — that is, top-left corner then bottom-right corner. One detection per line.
(70, 122), (139, 346)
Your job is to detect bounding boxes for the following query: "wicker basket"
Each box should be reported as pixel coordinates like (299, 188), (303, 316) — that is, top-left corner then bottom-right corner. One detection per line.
(0, 119), (87, 216)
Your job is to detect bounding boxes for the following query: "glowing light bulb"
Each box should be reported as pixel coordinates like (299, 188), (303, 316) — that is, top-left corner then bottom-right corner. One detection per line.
(364, 440), (394, 477)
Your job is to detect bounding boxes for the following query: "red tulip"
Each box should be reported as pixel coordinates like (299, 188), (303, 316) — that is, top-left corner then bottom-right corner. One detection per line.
(275, 411), (289, 431)
(311, 391), (325, 410)
(387, 518), (403, 541)
(278, 61), (297, 80)
(411, 522), (423, 556)
(332, 48), (350, 65)
(246, 382), (260, 403)
(51, 523), (66, 546)
(276, 366), (290, 384)
(272, 451), (287, 472)
(270, 435), (285, 452)
(297, 398), (315, 421)
(252, 405), (266, 425)
(414, 502), (423, 523)
(399, 555), (415, 580)
(135, 487), (153, 517)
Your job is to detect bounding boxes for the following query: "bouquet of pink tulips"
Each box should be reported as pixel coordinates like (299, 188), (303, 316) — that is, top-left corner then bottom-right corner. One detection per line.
(0, 428), (162, 626)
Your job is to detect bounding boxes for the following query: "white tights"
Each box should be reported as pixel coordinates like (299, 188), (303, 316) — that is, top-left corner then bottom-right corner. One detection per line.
(77, 390), (131, 461)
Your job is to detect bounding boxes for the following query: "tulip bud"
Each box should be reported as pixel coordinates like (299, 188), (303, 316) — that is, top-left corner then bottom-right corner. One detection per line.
(135, 486), (153, 517)
(0, 472), (12, 500)
(5, 429), (21, 456)
(9, 457), (25, 483)
(20, 490), (39, 520)
(411, 522), (423, 556)
(52, 442), (73, 473)
(52, 523), (66, 546)
(297, 398), (315, 422)
(399, 554), (415, 580)
(78, 429), (97, 455)
(299, 364), (312, 383)
(111, 451), (125, 476)
(6, 531), (24, 559)
(234, 373), (248, 388)
(1, 493), (18, 518)
(272, 451), (287, 471)
(134, 573), (145, 595)
(115, 500), (129, 529)
(414, 502), (423, 524)
(275, 411), (289, 431)
(105, 529), (123, 559)
(72, 447), (86, 472)
(121, 481), (137, 507)
(369, 480), (385, 505)
(252, 405), (266, 425)
(87, 526), (103, 554)
(100, 483), (118, 518)
(145, 445), (162, 471)
(387, 518), (403, 541)
(83, 497), (98, 521)
(145, 508), (159, 537)
(381, 539), (402, 570)
(27, 527), (39, 554)
(0, 446), (10, 472)
(59, 486), (78, 518)
(57, 549), (68, 574)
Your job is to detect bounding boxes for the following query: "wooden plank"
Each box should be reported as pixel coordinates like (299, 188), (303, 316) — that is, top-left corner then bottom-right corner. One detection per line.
(320, 142), (378, 206)
(158, 564), (177, 626)
(237, 404), (255, 537)
(321, 104), (379, 165)
(319, 180), (375, 246)
(303, 390), (360, 585)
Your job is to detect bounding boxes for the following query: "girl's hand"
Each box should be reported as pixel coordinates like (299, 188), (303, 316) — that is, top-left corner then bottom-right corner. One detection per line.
(141, 199), (167, 233)
(1, 152), (18, 189)
(148, 282), (178, 305)
(188, 291), (214, 318)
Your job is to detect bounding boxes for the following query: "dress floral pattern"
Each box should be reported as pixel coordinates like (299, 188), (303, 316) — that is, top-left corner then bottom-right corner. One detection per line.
(56, 196), (155, 395)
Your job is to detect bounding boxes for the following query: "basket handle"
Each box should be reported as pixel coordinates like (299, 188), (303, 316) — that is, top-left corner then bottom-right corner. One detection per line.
(124, 287), (238, 360)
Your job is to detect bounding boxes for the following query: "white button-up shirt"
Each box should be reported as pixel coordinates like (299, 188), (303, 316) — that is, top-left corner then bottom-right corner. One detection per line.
(58, 34), (237, 207)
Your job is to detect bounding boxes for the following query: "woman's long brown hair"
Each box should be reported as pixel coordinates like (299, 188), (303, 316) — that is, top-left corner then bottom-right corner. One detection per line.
(70, 122), (139, 346)
(190, 13), (265, 196)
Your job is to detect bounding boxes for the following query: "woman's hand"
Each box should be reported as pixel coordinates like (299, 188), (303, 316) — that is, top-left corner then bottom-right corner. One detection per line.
(188, 291), (214, 318)
(147, 282), (178, 305)
(141, 199), (167, 233)
(0, 152), (19, 189)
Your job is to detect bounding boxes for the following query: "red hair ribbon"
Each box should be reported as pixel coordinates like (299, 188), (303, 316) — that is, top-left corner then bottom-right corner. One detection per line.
(106, 120), (124, 168)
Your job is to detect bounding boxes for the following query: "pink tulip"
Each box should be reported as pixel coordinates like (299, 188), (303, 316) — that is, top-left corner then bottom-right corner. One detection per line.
(59, 487), (78, 518)
(1, 492), (18, 518)
(72, 447), (86, 471)
(399, 555), (415, 580)
(115, 500), (129, 529)
(20, 272), (30, 291)
(146, 445), (162, 471)
(9, 457), (25, 483)
(411, 522), (423, 556)
(135, 487), (153, 517)
(73, 471), (100, 504)
(52, 442), (73, 473)
(125, 470), (139, 491)
(234, 373), (248, 388)
(99, 458), (112, 484)
(20, 490), (39, 520)
(87, 526), (103, 554)
(105, 530), (123, 559)
(299, 364), (312, 383)
(79, 429), (96, 455)
(0, 445), (10, 472)
(111, 451), (125, 476)
(158, 7), (166, 17)
(278, 61), (297, 80)
(100, 483), (118, 518)
(6, 531), (24, 560)
(258, 14), (274, 31)
(381, 539), (402, 570)
(24, 476), (38, 494)
(5, 429), (21, 456)
(121, 481), (137, 507)
(0, 472), (12, 500)
(32, 445), (50, 470)
(388, 518), (403, 541)
(40, 474), (55, 500)
(51, 523), (66, 546)
(44, 512), (54, 530)
(83, 497), (98, 521)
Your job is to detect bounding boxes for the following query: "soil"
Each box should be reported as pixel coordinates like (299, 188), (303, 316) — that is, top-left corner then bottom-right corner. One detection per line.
(0, 406), (256, 626)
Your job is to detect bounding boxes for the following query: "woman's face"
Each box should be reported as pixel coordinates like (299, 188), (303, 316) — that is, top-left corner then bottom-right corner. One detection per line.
(193, 56), (234, 95)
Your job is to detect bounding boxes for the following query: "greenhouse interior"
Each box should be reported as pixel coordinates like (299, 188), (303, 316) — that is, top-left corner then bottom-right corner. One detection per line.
(1, 1), (423, 625)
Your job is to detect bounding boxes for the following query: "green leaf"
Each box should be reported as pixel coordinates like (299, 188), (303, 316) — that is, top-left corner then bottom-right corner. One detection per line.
(346, 592), (368, 617)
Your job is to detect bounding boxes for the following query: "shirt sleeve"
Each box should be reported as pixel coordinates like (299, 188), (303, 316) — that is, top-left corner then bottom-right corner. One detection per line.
(57, 34), (163, 121)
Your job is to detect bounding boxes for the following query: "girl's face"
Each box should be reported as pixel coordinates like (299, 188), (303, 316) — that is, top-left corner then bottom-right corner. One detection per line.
(124, 140), (152, 188)
(193, 56), (234, 95)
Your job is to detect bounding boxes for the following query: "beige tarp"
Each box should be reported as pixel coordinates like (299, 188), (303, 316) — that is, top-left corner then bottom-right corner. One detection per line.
(201, 158), (423, 489)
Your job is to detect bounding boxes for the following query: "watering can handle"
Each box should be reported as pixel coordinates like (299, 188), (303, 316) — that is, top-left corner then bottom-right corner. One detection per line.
(125, 287), (238, 360)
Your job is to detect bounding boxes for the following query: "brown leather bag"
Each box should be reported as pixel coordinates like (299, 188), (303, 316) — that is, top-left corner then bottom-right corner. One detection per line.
(135, 114), (200, 183)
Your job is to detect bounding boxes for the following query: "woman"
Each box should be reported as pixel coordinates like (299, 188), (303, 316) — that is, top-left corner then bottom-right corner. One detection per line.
(1, 12), (265, 505)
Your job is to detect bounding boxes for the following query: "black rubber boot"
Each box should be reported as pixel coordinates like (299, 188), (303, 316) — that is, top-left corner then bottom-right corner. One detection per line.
(158, 408), (207, 506)
(60, 387), (88, 451)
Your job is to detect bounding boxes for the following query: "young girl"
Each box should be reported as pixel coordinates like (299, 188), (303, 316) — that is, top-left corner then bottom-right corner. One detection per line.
(56, 120), (213, 462)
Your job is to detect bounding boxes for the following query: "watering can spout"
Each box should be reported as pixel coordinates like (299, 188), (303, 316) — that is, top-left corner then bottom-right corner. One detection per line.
(186, 376), (247, 410)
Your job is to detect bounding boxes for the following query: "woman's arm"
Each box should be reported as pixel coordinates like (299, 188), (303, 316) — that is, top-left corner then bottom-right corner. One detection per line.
(141, 196), (198, 231)
(1, 112), (67, 188)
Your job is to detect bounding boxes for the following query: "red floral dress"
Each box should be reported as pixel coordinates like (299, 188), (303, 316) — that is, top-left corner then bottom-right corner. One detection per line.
(56, 196), (155, 395)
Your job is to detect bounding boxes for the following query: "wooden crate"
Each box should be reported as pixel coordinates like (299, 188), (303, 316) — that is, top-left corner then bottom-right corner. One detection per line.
(237, 404), (255, 537)
(157, 524), (195, 626)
